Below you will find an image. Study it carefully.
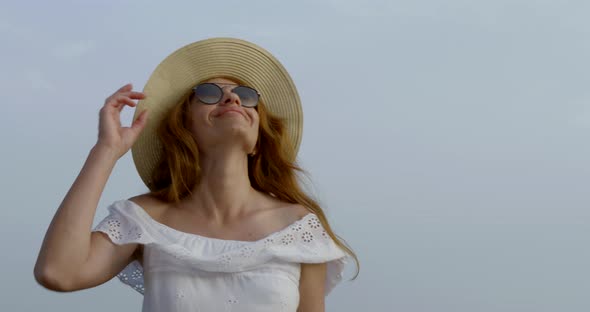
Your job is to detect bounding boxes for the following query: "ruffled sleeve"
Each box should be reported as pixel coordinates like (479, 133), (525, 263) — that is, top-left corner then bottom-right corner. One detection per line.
(91, 199), (351, 297)
(91, 200), (154, 295)
(264, 213), (351, 296)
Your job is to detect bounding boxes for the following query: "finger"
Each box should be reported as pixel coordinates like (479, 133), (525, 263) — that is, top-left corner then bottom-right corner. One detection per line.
(119, 91), (146, 100)
(116, 83), (133, 93)
(129, 110), (149, 136)
(134, 110), (148, 127)
(114, 96), (138, 112)
(103, 96), (135, 114)
(104, 96), (134, 111)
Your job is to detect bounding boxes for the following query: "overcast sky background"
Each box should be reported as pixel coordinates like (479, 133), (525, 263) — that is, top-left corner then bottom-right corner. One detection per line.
(2, 0), (590, 311)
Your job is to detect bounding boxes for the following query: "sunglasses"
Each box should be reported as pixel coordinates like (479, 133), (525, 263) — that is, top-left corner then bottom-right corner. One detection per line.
(192, 83), (260, 108)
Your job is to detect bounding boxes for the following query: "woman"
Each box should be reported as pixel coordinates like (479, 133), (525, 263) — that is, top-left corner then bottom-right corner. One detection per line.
(34, 38), (359, 312)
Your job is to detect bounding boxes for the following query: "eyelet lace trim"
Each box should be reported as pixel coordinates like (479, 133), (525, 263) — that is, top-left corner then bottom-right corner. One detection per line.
(92, 201), (347, 296)
(114, 261), (145, 294)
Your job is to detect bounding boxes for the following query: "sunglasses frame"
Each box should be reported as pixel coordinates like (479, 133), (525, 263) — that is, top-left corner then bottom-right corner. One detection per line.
(192, 82), (260, 108)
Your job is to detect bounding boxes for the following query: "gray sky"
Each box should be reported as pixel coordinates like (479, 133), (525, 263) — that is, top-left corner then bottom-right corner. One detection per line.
(2, 0), (590, 311)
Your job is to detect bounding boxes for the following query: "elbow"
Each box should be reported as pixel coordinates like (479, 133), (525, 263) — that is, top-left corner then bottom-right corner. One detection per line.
(34, 264), (73, 292)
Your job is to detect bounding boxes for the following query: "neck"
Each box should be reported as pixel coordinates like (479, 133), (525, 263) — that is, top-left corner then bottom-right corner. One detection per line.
(182, 145), (255, 225)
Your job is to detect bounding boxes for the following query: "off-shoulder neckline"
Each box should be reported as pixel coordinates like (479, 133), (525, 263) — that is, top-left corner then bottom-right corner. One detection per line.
(122, 199), (316, 244)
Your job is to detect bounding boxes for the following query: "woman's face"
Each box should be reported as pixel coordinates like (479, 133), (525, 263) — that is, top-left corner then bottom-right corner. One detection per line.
(188, 77), (260, 155)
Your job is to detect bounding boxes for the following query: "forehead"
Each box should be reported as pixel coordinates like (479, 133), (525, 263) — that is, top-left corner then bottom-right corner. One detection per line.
(204, 77), (240, 85)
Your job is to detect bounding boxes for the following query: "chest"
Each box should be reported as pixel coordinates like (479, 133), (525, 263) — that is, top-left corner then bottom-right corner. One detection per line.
(133, 209), (297, 267)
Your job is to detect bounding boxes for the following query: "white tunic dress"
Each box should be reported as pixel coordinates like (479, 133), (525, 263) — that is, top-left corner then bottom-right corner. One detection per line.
(92, 199), (349, 312)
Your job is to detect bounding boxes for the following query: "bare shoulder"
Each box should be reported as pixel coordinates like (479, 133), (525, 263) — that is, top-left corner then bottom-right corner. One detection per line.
(290, 203), (313, 219)
(127, 193), (169, 220)
(263, 194), (312, 223)
(126, 193), (170, 264)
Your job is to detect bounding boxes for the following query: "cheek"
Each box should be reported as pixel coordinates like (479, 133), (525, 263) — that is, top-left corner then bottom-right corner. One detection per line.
(191, 106), (212, 126)
(251, 115), (260, 131)
(250, 116), (260, 140)
(188, 110), (213, 141)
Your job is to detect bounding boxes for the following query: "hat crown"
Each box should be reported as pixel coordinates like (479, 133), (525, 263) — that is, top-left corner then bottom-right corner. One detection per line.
(131, 37), (303, 190)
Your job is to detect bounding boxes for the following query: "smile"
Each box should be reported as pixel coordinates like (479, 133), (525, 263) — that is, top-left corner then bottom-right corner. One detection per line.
(217, 108), (246, 118)
(221, 110), (242, 116)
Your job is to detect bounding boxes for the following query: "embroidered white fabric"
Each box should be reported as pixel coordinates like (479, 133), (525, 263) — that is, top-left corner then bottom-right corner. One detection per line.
(92, 199), (349, 312)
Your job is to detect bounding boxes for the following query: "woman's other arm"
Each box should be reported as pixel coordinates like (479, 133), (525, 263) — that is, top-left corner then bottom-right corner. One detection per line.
(33, 84), (148, 291)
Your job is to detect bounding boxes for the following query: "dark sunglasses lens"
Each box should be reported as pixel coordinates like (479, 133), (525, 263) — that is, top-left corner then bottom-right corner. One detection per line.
(194, 83), (222, 104)
(233, 86), (259, 107)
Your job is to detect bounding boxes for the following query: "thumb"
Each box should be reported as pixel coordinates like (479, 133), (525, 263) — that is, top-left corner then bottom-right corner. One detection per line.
(130, 110), (149, 134)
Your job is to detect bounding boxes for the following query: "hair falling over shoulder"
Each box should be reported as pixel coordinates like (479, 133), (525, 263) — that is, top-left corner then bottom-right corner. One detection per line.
(146, 92), (360, 280)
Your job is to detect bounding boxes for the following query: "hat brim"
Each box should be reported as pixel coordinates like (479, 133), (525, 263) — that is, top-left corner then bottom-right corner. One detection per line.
(131, 38), (303, 190)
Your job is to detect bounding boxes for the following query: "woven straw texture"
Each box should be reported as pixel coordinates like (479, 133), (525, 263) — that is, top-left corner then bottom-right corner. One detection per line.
(131, 38), (303, 190)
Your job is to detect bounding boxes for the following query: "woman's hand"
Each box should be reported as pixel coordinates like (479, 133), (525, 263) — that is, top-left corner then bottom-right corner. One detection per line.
(96, 83), (149, 159)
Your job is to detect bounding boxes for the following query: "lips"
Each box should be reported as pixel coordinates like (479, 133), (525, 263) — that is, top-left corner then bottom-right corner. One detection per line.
(217, 108), (246, 118)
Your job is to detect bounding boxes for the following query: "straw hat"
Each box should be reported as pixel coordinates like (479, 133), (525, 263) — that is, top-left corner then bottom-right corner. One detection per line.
(131, 37), (303, 191)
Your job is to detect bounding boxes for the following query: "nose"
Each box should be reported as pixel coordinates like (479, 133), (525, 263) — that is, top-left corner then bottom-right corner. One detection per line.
(219, 86), (241, 107)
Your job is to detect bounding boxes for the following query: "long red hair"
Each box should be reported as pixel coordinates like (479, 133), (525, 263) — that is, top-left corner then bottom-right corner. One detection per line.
(145, 84), (359, 280)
